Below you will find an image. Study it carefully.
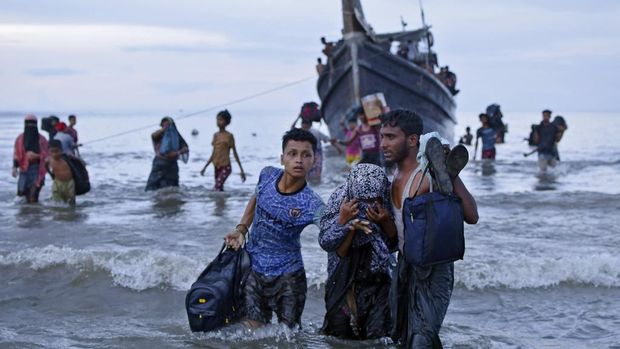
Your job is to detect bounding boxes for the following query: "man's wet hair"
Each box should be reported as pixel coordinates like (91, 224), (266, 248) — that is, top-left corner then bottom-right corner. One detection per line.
(68, 114), (76, 121)
(380, 109), (423, 136)
(282, 128), (317, 153)
(479, 113), (488, 119)
(217, 109), (232, 125)
(49, 139), (62, 150)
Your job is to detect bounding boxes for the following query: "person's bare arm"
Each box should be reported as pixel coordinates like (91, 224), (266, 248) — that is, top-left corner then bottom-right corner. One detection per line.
(452, 176), (479, 224)
(366, 203), (397, 239)
(225, 194), (256, 250)
(151, 128), (164, 141)
(232, 144), (246, 182)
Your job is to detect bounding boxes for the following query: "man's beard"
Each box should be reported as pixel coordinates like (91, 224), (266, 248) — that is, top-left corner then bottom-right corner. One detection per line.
(384, 142), (409, 167)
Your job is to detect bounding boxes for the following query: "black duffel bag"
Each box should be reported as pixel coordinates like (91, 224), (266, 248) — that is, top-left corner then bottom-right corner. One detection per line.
(185, 244), (251, 332)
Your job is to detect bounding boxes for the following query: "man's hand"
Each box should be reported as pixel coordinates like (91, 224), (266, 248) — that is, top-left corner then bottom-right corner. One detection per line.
(366, 202), (389, 225)
(225, 231), (245, 251)
(11, 167), (17, 178)
(338, 199), (358, 225)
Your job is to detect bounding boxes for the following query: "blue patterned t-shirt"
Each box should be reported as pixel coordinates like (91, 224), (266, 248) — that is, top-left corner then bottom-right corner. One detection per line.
(245, 166), (324, 276)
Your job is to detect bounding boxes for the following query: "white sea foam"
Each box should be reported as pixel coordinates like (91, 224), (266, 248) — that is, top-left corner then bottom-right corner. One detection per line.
(456, 253), (620, 289)
(2, 245), (619, 291)
(0, 245), (203, 291)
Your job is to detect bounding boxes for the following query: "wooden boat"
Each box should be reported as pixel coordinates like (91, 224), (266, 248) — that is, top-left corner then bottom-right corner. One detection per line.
(317, 0), (457, 140)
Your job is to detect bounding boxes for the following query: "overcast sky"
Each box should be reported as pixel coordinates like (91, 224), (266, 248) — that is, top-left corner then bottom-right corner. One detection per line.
(1, 0), (618, 115)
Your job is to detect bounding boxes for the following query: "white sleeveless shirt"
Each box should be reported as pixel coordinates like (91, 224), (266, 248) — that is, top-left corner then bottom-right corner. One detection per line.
(392, 165), (433, 252)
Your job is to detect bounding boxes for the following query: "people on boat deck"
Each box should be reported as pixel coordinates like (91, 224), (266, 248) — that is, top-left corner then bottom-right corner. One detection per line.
(340, 117), (361, 166)
(319, 163), (397, 339)
(339, 107), (382, 167)
(12, 114), (48, 203)
(316, 57), (325, 75)
(224, 128), (325, 329)
(459, 126), (473, 146)
(300, 119), (337, 182)
(321, 37), (334, 57)
(46, 140), (76, 205)
(53, 122), (77, 156)
(145, 116), (189, 191)
(533, 109), (561, 173)
(200, 110), (246, 191)
(380, 109), (478, 348)
(475, 113), (497, 160)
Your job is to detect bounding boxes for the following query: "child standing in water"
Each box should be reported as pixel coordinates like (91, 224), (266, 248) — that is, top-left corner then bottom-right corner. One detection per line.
(46, 140), (76, 205)
(200, 110), (246, 191)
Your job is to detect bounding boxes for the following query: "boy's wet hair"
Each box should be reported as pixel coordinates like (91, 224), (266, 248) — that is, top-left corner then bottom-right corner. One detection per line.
(49, 140), (62, 149)
(380, 109), (423, 136)
(282, 128), (317, 153)
(217, 109), (232, 125)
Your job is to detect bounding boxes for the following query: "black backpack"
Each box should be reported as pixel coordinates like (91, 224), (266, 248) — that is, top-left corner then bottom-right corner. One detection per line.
(62, 155), (90, 195)
(185, 245), (251, 332)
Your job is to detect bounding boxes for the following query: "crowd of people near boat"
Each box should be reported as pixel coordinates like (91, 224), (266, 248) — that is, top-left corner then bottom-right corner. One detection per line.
(11, 102), (568, 346)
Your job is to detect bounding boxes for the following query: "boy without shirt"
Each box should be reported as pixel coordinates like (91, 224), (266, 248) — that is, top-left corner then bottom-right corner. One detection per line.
(225, 128), (325, 329)
(46, 140), (76, 205)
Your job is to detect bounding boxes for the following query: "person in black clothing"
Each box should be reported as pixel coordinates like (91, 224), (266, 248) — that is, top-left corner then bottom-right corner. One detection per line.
(533, 109), (560, 173)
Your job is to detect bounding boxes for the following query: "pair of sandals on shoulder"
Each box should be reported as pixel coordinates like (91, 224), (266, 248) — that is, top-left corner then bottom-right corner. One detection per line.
(424, 137), (469, 195)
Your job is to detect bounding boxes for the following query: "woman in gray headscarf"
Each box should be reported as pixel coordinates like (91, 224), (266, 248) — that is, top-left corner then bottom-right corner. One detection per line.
(319, 163), (397, 339)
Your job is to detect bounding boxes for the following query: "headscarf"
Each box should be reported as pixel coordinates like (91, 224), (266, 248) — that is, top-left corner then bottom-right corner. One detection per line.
(319, 163), (395, 275)
(158, 116), (189, 163)
(23, 114), (40, 153)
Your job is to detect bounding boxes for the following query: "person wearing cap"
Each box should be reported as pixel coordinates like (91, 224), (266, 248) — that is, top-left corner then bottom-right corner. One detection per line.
(12, 114), (49, 203)
(533, 109), (560, 173)
(53, 122), (77, 156)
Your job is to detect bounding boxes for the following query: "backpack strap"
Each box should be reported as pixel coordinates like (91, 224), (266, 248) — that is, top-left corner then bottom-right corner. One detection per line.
(411, 164), (431, 199)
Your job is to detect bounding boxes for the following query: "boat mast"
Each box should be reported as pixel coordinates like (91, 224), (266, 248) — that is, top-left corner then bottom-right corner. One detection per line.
(342, 0), (366, 105)
(419, 0), (431, 69)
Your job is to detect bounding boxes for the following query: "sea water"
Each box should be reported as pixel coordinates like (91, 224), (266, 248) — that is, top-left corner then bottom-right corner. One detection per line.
(0, 110), (619, 348)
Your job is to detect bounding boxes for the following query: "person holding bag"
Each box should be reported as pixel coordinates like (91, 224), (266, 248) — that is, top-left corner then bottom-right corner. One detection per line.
(380, 109), (478, 348)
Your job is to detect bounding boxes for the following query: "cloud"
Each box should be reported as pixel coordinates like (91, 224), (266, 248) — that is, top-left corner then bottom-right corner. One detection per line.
(24, 67), (84, 76)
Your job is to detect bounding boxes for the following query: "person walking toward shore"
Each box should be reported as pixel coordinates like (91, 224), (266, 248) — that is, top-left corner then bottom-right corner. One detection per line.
(474, 113), (496, 160)
(145, 116), (189, 191)
(533, 109), (560, 173)
(12, 114), (49, 203)
(200, 110), (246, 191)
(380, 109), (478, 348)
(224, 129), (325, 329)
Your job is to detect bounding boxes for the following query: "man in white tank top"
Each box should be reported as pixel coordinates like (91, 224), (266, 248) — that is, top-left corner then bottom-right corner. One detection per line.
(380, 109), (479, 348)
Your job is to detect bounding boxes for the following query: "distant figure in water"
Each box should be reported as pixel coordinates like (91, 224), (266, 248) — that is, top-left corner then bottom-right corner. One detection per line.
(200, 110), (246, 191)
(46, 140), (75, 205)
(533, 109), (561, 173)
(340, 117), (361, 166)
(66, 114), (81, 157)
(340, 107), (382, 167)
(191, 129), (199, 136)
(53, 122), (77, 156)
(300, 119), (337, 182)
(145, 116), (189, 191)
(475, 113), (497, 160)
(319, 163), (397, 340)
(12, 114), (48, 203)
(459, 126), (473, 146)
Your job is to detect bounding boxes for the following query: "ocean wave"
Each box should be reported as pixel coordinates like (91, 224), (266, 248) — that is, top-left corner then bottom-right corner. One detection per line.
(0, 245), (203, 291)
(2, 245), (618, 292)
(456, 253), (620, 289)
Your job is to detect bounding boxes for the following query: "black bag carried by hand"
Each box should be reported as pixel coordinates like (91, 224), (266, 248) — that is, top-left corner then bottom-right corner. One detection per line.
(62, 154), (90, 195)
(402, 165), (465, 267)
(185, 244), (251, 332)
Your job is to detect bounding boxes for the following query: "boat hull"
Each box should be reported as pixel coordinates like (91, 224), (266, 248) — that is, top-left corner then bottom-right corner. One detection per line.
(317, 38), (457, 141)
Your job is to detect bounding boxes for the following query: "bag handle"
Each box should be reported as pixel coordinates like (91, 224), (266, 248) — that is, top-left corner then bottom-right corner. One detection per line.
(410, 164), (430, 200)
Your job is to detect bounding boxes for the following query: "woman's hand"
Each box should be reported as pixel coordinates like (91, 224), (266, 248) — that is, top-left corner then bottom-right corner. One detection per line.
(338, 199), (358, 225)
(348, 218), (372, 235)
(366, 202), (389, 224)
